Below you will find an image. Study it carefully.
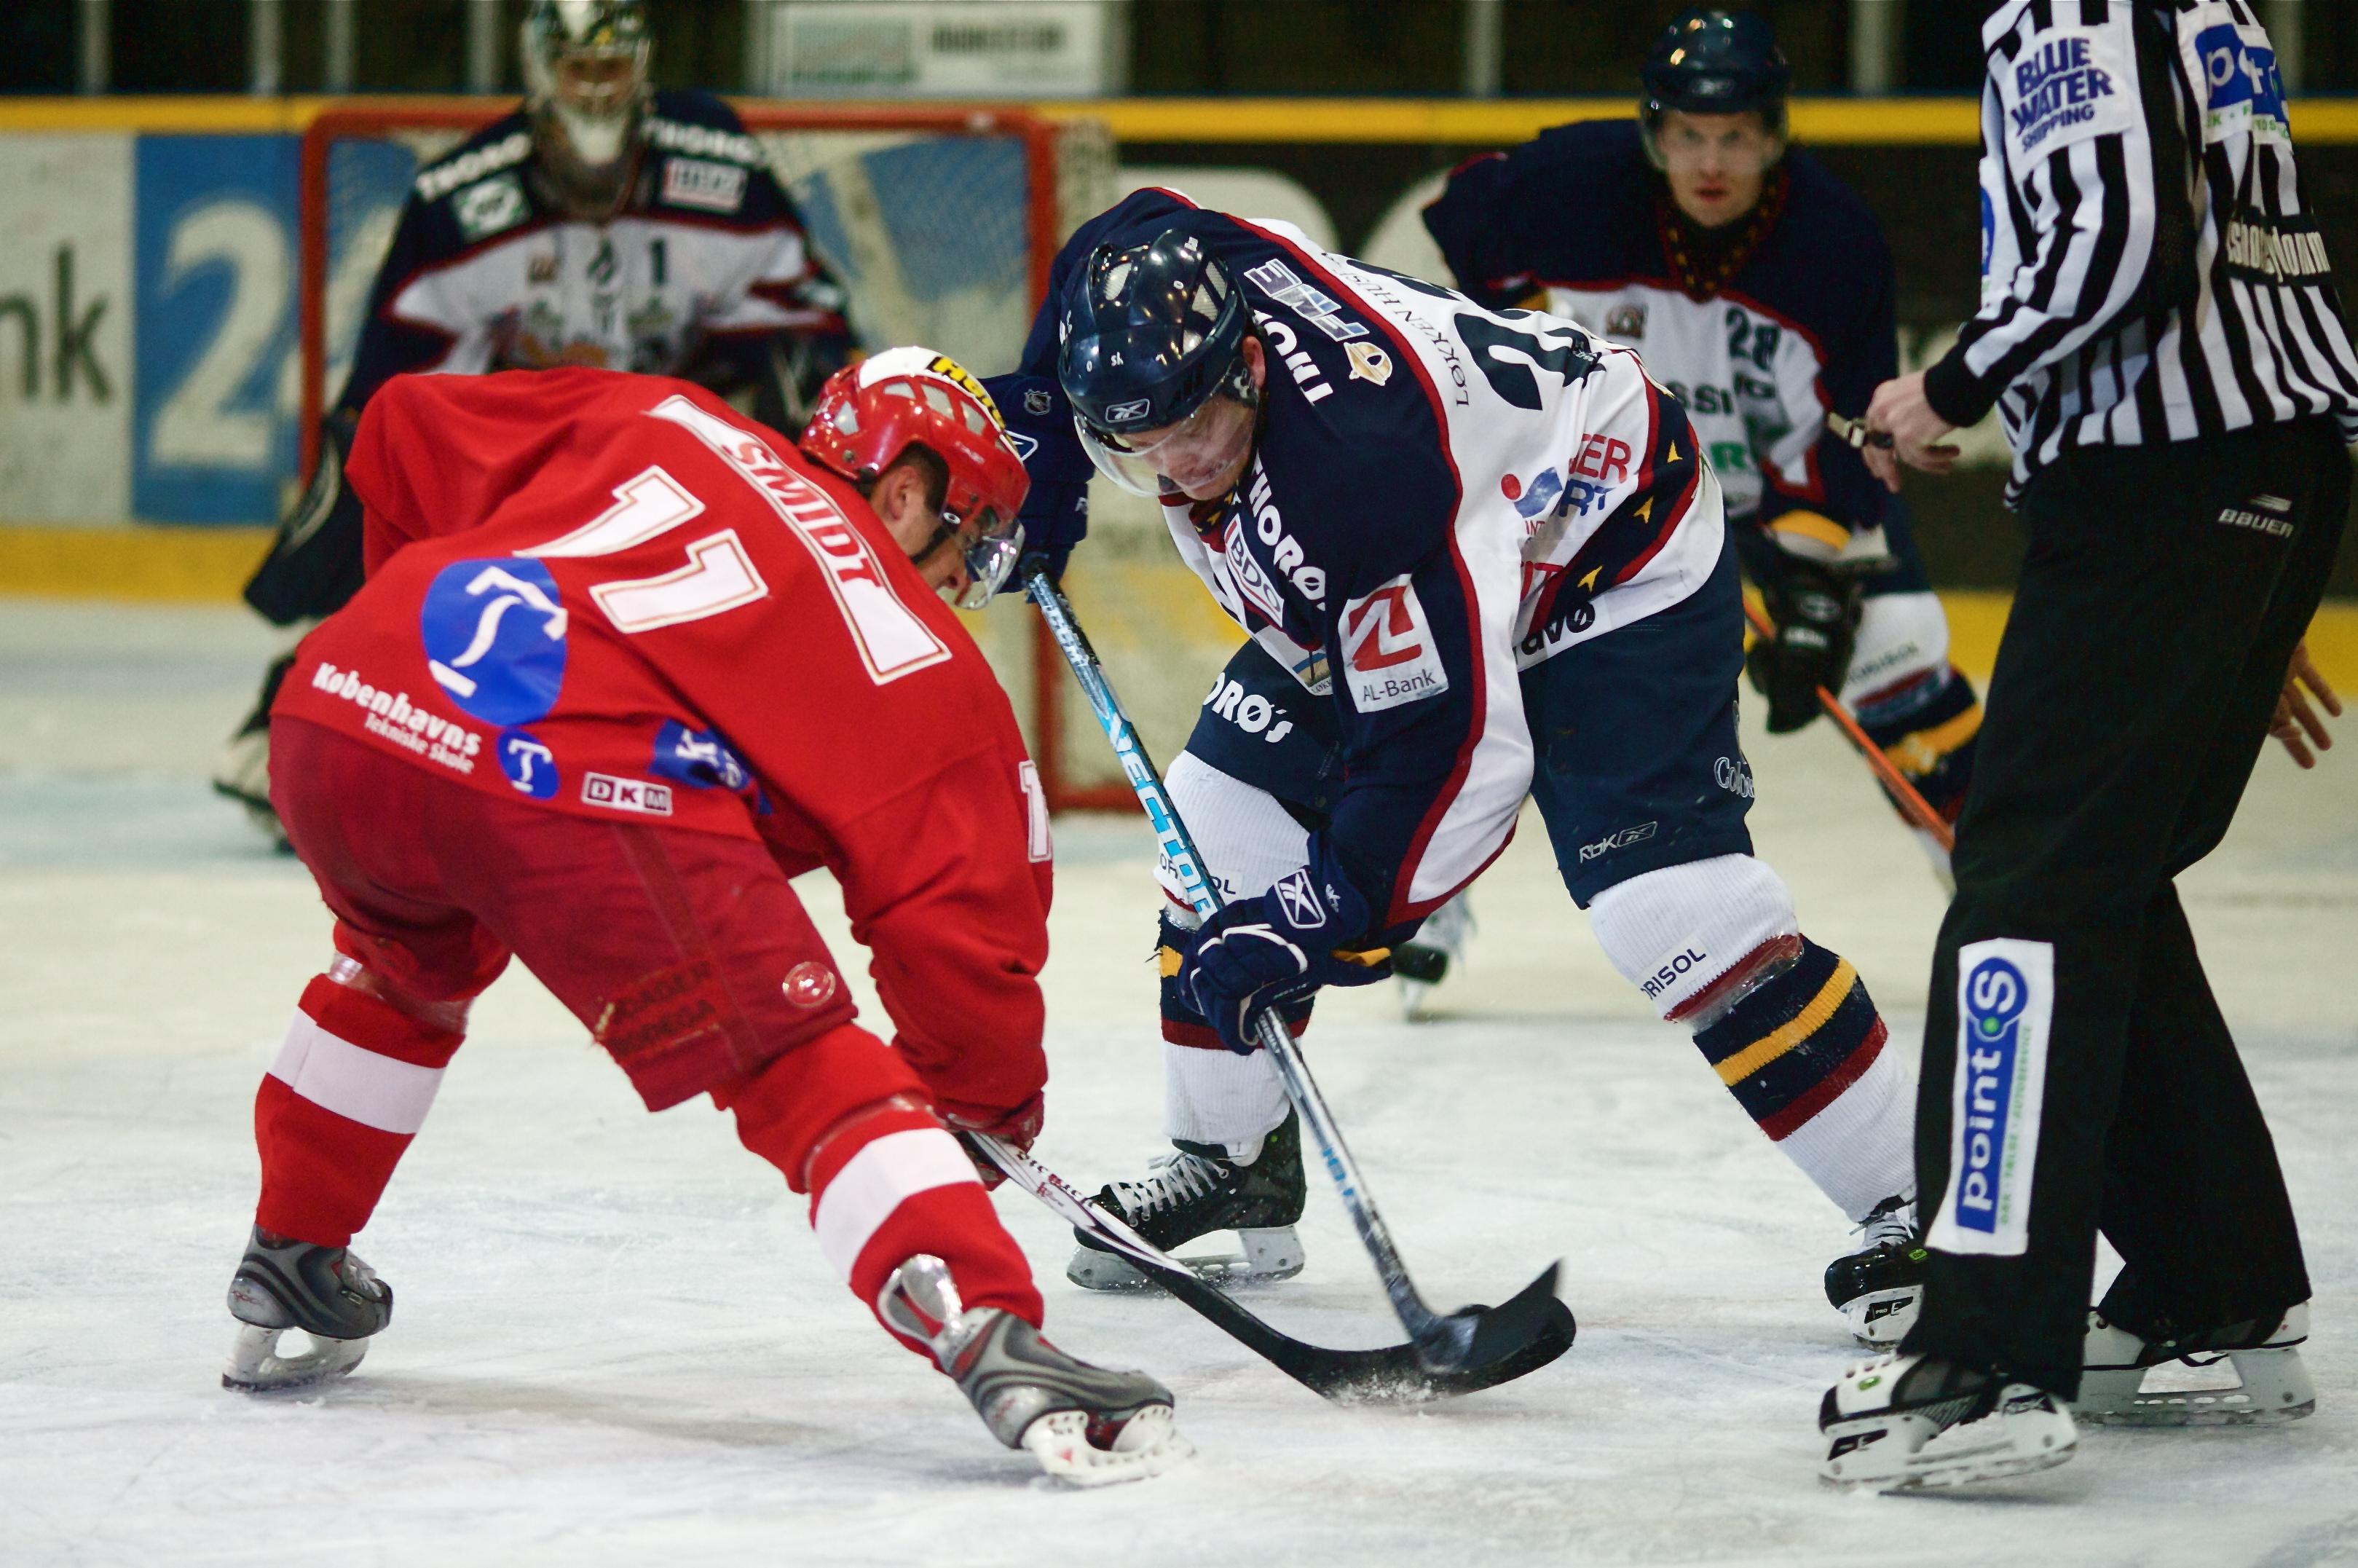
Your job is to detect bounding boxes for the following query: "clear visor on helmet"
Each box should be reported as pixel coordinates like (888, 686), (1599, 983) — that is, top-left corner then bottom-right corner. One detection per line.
(1076, 392), (1257, 499)
(926, 505), (1022, 612)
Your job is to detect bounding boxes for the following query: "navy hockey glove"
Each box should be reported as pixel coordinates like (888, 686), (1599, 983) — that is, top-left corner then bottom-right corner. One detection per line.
(983, 373), (1093, 588)
(1180, 865), (1392, 1055)
(1746, 554), (1865, 734)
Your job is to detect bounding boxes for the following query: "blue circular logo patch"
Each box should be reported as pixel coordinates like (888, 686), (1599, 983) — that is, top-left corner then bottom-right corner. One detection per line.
(419, 557), (568, 727)
(497, 728), (560, 799)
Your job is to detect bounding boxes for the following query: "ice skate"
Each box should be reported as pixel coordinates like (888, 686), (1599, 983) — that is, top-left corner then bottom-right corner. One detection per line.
(1066, 1111), (1306, 1291)
(1396, 893), (1474, 1020)
(1820, 1352), (2075, 1491)
(221, 1226), (393, 1392)
(1823, 1194), (1923, 1346)
(2074, 1302), (2314, 1427)
(880, 1256), (1191, 1487)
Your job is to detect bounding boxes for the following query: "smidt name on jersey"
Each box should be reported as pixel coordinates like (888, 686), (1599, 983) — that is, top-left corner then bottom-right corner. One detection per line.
(1341, 575), (1448, 713)
(312, 661), (481, 775)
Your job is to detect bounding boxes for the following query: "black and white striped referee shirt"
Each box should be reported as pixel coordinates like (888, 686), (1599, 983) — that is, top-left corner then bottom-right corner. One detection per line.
(1922, 0), (2358, 500)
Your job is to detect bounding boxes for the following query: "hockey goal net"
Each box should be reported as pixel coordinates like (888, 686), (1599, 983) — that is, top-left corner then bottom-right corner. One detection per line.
(300, 99), (1226, 813)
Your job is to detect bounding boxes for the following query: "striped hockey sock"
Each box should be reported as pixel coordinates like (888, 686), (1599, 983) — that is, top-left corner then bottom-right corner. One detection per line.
(1689, 937), (1914, 1220)
(253, 974), (462, 1247)
(723, 1027), (1041, 1355)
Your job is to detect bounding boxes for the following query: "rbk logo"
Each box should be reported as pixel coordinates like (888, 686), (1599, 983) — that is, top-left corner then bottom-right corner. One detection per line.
(1272, 867), (1328, 930)
(1105, 398), (1152, 424)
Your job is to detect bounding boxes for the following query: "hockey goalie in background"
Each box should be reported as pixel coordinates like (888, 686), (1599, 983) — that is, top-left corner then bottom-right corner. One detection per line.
(216, 0), (854, 843)
(1425, 9), (1986, 879)
(996, 188), (1928, 1346)
(217, 353), (1188, 1486)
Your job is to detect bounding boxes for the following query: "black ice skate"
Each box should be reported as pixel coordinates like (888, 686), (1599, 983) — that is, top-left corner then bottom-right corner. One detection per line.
(2075, 1302), (2315, 1426)
(1820, 1352), (2076, 1491)
(880, 1256), (1191, 1486)
(222, 1225), (393, 1392)
(1824, 1194), (1924, 1346)
(1065, 1111), (1306, 1291)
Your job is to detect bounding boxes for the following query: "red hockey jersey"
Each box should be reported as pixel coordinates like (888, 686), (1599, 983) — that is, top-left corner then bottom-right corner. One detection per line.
(276, 368), (1052, 1103)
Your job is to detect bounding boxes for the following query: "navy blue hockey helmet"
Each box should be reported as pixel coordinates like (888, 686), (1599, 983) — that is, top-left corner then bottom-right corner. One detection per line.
(1640, 9), (1791, 150)
(1057, 226), (1260, 495)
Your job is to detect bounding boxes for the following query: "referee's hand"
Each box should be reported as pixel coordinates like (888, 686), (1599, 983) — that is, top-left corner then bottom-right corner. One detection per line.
(1862, 372), (1960, 490)
(2271, 641), (2341, 769)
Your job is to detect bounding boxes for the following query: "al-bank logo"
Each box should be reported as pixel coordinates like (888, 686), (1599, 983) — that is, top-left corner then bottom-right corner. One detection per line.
(1930, 939), (2052, 1258)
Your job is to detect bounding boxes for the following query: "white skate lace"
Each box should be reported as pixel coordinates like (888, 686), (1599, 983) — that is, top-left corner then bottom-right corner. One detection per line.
(1856, 1197), (1915, 1253)
(1106, 1151), (1226, 1219)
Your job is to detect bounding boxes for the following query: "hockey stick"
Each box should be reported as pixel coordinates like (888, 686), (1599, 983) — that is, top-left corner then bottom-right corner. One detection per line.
(1022, 565), (1572, 1377)
(1740, 596), (1956, 855)
(968, 1132), (1574, 1403)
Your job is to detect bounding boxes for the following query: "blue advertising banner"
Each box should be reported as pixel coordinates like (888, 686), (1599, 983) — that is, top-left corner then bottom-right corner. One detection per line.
(132, 135), (300, 525)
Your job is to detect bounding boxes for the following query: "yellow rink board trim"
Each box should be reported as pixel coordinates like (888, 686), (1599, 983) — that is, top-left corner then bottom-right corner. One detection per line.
(6, 95), (2358, 146)
(7, 526), (2352, 693)
(0, 526), (272, 604)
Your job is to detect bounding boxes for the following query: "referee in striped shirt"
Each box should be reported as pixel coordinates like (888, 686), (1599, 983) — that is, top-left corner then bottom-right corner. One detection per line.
(1818, 0), (2357, 1490)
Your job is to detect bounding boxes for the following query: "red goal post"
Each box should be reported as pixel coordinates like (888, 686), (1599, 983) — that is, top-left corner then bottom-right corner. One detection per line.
(296, 98), (1138, 811)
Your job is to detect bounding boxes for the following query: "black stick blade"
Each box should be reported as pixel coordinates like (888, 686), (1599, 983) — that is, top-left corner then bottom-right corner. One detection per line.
(1151, 1257), (1575, 1406)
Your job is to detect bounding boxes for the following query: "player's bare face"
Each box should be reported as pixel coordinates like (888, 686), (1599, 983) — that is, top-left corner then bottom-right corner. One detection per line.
(1105, 336), (1267, 502)
(1659, 111), (1781, 229)
(873, 463), (1005, 607)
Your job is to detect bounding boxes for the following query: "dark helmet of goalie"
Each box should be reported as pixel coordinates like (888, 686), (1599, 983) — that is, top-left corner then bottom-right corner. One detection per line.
(1056, 225), (1258, 492)
(521, 0), (652, 212)
(1639, 9), (1791, 150)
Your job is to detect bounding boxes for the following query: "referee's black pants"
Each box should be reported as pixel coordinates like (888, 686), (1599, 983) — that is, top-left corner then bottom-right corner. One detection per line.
(1903, 418), (2346, 1398)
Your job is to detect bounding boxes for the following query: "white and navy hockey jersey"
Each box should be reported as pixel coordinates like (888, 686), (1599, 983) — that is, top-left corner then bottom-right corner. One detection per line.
(337, 90), (848, 419)
(1424, 120), (1895, 540)
(1020, 188), (1723, 932)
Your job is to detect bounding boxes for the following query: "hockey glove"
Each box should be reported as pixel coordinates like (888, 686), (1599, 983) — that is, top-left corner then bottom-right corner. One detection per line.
(936, 1090), (1044, 1190)
(1746, 555), (1865, 734)
(1180, 864), (1391, 1055)
(982, 373), (1093, 588)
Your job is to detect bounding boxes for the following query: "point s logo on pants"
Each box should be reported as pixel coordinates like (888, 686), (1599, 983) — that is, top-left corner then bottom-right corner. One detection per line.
(1341, 574), (1449, 713)
(1928, 938), (2053, 1258)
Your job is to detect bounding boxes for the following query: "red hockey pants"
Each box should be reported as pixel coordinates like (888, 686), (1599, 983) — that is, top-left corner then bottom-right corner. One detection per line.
(255, 717), (1041, 1344)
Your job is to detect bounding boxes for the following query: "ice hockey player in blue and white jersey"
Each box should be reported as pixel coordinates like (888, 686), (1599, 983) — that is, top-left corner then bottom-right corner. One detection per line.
(991, 184), (1925, 1344)
(1425, 9), (1985, 881)
(216, 0), (851, 839)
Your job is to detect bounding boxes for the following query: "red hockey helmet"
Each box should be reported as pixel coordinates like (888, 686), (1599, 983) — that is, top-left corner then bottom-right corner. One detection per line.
(800, 347), (1032, 609)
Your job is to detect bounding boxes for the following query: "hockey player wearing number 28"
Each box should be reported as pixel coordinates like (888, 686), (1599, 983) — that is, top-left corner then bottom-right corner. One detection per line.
(1425, 9), (1987, 887)
(217, 352), (1190, 1486)
(995, 185), (1924, 1344)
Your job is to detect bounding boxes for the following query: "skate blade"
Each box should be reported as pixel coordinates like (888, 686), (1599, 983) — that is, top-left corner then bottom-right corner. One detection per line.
(1021, 1406), (1194, 1488)
(2075, 1351), (2316, 1427)
(1067, 1227), (1305, 1293)
(1842, 1287), (1921, 1348)
(1823, 1402), (2077, 1492)
(222, 1324), (369, 1392)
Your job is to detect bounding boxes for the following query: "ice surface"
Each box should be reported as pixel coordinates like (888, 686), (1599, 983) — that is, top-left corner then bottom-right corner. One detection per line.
(3, 596), (2354, 1565)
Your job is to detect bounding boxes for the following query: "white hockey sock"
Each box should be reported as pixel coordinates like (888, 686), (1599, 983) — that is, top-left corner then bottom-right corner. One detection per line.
(1163, 1041), (1290, 1162)
(1775, 1038), (1917, 1222)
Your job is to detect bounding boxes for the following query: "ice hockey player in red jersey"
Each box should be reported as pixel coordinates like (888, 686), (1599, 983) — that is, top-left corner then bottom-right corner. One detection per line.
(217, 351), (1189, 1486)
(216, 0), (854, 844)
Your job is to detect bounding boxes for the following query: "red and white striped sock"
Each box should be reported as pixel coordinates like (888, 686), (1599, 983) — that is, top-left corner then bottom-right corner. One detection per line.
(253, 974), (462, 1246)
(724, 1026), (1042, 1357)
